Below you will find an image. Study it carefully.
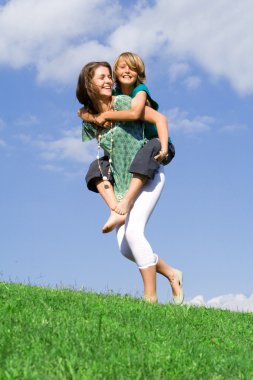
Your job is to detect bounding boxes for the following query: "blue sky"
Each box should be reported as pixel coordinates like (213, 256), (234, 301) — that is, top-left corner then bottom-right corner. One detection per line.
(1, 0), (253, 311)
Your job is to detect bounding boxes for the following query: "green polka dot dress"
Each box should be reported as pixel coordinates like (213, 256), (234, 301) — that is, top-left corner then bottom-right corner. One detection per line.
(82, 95), (146, 200)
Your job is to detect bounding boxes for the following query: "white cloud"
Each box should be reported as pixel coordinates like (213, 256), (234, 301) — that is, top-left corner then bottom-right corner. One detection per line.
(220, 124), (248, 133)
(37, 41), (115, 84)
(187, 294), (253, 313)
(168, 62), (190, 82)
(167, 107), (214, 134)
(1, 0), (253, 95)
(184, 76), (202, 90)
(40, 164), (64, 173)
(0, 0), (122, 78)
(14, 114), (39, 126)
(18, 127), (97, 164)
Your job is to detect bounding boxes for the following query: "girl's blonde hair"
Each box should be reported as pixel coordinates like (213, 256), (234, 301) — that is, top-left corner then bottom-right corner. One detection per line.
(113, 52), (146, 87)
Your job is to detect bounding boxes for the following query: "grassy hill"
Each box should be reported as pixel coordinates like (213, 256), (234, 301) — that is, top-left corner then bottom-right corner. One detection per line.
(0, 282), (252, 379)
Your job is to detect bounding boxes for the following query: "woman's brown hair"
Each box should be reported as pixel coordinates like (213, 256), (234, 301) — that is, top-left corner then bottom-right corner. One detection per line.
(76, 61), (112, 114)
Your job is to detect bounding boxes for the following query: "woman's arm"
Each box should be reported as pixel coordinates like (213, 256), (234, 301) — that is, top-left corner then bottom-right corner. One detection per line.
(143, 107), (169, 161)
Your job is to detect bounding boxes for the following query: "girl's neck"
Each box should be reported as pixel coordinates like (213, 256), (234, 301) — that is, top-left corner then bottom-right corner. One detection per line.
(120, 84), (135, 96)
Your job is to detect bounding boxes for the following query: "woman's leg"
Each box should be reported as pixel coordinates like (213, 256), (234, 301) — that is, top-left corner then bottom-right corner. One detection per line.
(122, 168), (165, 301)
(139, 265), (157, 303)
(156, 258), (181, 297)
(116, 197), (182, 301)
(122, 168), (182, 301)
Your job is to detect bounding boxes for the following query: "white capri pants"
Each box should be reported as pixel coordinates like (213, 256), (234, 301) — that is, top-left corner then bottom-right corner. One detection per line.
(116, 167), (165, 269)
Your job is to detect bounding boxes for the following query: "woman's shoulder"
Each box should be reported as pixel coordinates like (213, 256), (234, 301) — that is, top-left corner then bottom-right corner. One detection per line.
(82, 121), (97, 142)
(113, 95), (132, 110)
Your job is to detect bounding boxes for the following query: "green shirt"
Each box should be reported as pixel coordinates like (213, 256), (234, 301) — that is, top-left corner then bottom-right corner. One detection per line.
(82, 95), (146, 201)
(114, 83), (159, 140)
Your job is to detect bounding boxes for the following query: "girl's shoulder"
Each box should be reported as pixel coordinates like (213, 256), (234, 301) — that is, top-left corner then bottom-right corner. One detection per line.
(131, 83), (149, 97)
(131, 84), (159, 110)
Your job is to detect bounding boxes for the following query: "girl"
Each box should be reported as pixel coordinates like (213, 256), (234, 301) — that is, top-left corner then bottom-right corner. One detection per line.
(76, 61), (183, 304)
(78, 52), (175, 233)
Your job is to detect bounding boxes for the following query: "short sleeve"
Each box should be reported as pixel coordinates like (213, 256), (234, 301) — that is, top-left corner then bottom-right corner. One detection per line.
(131, 84), (159, 110)
(113, 95), (132, 111)
(82, 121), (97, 142)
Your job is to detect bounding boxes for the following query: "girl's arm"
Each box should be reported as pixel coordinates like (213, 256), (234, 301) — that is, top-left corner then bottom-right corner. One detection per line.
(142, 106), (169, 161)
(77, 107), (111, 127)
(100, 91), (147, 122)
(77, 107), (97, 123)
(78, 91), (148, 126)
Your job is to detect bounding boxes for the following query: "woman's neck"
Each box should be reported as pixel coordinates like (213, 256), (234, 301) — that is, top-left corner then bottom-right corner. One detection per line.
(97, 96), (113, 112)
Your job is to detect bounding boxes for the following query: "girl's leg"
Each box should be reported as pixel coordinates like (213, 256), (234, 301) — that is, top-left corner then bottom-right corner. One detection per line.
(95, 179), (126, 233)
(114, 174), (147, 215)
(114, 138), (161, 216)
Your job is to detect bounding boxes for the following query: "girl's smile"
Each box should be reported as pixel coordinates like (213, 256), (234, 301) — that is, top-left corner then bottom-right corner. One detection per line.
(115, 57), (138, 87)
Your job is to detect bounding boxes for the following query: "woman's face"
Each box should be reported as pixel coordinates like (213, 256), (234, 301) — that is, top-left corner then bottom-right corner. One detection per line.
(115, 57), (138, 87)
(92, 66), (113, 97)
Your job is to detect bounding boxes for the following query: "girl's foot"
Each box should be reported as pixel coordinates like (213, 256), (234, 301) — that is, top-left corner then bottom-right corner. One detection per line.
(102, 211), (126, 233)
(114, 198), (132, 215)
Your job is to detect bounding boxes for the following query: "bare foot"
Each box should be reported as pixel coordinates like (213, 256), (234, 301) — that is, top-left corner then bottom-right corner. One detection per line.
(144, 295), (158, 304)
(114, 198), (132, 215)
(102, 211), (126, 233)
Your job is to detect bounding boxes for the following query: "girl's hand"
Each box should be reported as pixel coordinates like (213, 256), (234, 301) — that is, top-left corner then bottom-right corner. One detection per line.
(102, 121), (113, 128)
(77, 107), (86, 119)
(154, 150), (168, 162)
(93, 113), (107, 126)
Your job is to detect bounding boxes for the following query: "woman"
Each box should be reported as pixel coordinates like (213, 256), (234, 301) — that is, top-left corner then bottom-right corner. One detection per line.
(76, 61), (183, 304)
(78, 53), (171, 233)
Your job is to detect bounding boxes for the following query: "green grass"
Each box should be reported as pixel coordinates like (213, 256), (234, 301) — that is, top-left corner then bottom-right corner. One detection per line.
(0, 282), (252, 379)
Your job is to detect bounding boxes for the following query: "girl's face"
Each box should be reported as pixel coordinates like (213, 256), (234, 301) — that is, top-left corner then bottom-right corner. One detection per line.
(92, 66), (113, 97)
(115, 57), (138, 87)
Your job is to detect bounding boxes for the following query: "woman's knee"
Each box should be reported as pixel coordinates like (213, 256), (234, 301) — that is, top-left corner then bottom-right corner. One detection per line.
(119, 238), (135, 263)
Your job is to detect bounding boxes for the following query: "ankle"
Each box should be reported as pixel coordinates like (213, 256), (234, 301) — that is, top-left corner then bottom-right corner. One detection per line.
(144, 294), (157, 303)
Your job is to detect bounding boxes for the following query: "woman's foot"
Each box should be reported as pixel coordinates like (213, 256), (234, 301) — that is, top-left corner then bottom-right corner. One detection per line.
(169, 269), (184, 305)
(144, 295), (158, 304)
(102, 211), (126, 233)
(114, 198), (133, 215)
